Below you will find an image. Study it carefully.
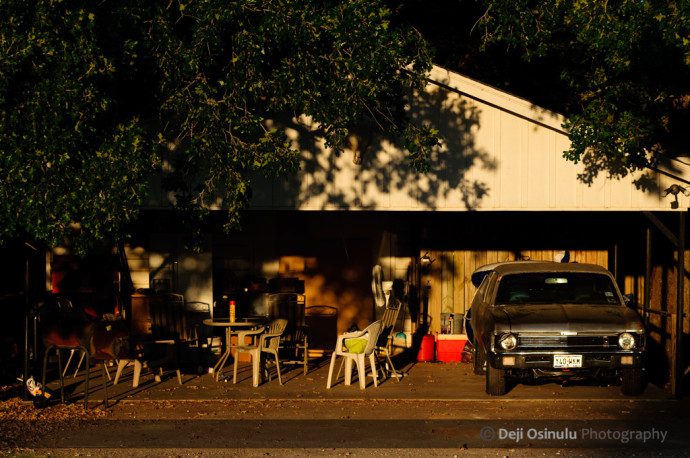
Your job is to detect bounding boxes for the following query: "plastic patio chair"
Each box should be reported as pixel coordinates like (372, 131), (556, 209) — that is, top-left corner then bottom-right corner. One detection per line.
(375, 298), (402, 381)
(326, 320), (383, 390)
(114, 294), (185, 387)
(233, 318), (288, 387)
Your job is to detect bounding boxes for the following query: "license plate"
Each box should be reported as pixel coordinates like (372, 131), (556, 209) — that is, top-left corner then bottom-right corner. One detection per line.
(553, 355), (582, 368)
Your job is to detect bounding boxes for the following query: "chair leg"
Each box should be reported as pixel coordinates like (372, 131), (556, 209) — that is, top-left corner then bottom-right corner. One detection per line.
(336, 357), (345, 382)
(274, 352), (282, 386)
(356, 354), (366, 389)
(114, 359), (128, 385)
(57, 350), (65, 400)
(101, 363), (109, 409)
(215, 349), (231, 381)
(73, 350), (86, 378)
(63, 349), (76, 377)
(82, 351), (90, 408)
(375, 350), (386, 379)
(251, 351), (260, 387)
(103, 363), (111, 381)
(115, 358), (143, 388)
(326, 352), (338, 389)
(369, 353), (378, 388)
(233, 352), (239, 384)
(303, 342), (308, 376)
(344, 357), (354, 386)
(132, 359), (142, 388)
(385, 352), (399, 382)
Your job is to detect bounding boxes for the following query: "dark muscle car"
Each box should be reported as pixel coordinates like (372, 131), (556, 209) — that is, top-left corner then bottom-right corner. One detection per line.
(469, 261), (646, 396)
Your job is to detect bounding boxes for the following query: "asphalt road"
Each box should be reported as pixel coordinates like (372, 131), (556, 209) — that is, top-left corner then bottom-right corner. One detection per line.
(4, 359), (687, 456)
(4, 398), (689, 457)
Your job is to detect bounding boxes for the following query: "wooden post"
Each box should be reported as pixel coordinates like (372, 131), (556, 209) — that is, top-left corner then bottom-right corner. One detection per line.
(643, 211), (684, 398)
(673, 211), (685, 399)
(644, 227), (651, 329)
(671, 311), (678, 397)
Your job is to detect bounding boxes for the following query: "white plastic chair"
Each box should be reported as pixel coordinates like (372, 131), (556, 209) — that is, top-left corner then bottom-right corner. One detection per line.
(376, 298), (402, 381)
(326, 320), (383, 389)
(233, 319), (288, 387)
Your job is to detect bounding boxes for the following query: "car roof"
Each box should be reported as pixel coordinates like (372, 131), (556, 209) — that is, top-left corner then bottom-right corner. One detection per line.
(470, 261), (612, 287)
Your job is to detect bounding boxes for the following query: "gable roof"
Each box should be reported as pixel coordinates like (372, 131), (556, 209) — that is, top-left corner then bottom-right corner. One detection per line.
(426, 65), (566, 133)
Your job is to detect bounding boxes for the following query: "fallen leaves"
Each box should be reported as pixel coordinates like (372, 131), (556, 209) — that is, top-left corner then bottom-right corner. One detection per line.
(0, 396), (108, 451)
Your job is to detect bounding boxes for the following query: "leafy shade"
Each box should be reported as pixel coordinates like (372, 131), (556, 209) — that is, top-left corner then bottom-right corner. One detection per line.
(479, 0), (690, 184)
(0, 0), (435, 252)
(0, 2), (153, 253)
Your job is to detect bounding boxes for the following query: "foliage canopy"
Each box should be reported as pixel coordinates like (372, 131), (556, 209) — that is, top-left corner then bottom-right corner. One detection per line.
(0, 0), (435, 251)
(478, 0), (690, 184)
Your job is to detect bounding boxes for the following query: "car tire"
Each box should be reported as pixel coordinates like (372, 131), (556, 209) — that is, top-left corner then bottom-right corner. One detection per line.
(620, 368), (645, 396)
(473, 343), (486, 375)
(486, 361), (507, 396)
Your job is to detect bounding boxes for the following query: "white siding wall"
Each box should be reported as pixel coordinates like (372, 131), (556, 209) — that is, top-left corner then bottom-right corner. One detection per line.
(244, 66), (689, 212)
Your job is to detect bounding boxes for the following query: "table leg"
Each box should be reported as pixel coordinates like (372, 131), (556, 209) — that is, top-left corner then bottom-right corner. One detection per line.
(213, 328), (233, 381)
(213, 348), (230, 381)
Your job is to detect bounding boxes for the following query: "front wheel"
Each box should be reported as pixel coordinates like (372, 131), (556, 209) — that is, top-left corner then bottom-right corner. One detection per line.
(486, 361), (507, 396)
(473, 342), (486, 375)
(621, 368), (645, 396)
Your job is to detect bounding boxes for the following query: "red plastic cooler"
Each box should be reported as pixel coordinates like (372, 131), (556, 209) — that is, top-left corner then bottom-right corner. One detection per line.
(436, 334), (467, 362)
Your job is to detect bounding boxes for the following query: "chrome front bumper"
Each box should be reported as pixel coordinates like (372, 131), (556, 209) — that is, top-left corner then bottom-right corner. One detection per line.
(488, 350), (645, 370)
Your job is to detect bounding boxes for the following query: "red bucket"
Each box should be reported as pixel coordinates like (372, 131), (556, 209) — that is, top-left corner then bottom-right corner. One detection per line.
(417, 334), (436, 362)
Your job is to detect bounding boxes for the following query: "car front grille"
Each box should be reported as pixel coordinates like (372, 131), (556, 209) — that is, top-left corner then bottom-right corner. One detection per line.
(517, 335), (618, 349)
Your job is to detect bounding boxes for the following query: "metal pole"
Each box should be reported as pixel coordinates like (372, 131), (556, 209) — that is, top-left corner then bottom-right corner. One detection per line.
(644, 227), (652, 329)
(613, 243), (619, 287)
(22, 254), (30, 399)
(21, 241), (39, 399)
(674, 211), (685, 399)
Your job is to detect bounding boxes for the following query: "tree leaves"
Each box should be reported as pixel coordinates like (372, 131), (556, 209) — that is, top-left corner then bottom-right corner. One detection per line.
(480, 0), (690, 183)
(0, 2), (154, 252)
(0, 0), (436, 251)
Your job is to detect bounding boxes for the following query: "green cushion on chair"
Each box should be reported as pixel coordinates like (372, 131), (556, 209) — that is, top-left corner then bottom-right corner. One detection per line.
(344, 337), (368, 354)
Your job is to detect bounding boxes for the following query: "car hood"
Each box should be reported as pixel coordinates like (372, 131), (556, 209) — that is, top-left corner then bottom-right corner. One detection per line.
(491, 304), (644, 334)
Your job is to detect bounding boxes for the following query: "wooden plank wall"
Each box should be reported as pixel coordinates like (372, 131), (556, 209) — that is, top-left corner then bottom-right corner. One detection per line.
(623, 251), (690, 385)
(422, 249), (609, 334)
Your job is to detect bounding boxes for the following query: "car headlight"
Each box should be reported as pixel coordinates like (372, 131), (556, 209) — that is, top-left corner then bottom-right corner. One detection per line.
(618, 332), (636, 350)
(499, 333), (518, 350)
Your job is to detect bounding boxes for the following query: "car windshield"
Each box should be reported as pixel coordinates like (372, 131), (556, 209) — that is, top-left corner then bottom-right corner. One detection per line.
(494, 272), (621, 305)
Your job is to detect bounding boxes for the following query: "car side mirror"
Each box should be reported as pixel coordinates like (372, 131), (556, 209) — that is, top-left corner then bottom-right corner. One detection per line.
(623, 294), (636, 308)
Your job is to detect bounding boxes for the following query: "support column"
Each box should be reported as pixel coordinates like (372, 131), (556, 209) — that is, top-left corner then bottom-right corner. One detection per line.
(613, 243), (620, 287)
(644, 227), (651, 329)
(673, 211), (685, 399)
(22, 254), (30, 400)
(22, 241), (40, 400)
(643, 210), (686, 398)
